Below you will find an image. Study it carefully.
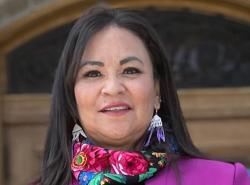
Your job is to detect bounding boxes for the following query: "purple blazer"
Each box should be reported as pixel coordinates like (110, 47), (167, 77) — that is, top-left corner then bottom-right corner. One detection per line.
(146, 157), (250, 185)
(71, 157), (250, 185)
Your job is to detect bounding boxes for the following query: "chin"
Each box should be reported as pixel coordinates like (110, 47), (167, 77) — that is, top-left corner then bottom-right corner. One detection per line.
(107, 133), (130, 141)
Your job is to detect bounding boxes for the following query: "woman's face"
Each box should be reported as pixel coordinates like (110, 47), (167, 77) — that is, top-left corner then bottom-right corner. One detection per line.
(74, 26), (160, 150)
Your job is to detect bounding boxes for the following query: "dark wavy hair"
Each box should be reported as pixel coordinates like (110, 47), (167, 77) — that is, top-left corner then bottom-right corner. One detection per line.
(40, 7), (201, 185)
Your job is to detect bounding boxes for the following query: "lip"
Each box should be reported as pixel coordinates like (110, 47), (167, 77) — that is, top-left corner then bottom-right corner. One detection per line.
(100, 102), (132, 111)
(99, 102), (132, 116)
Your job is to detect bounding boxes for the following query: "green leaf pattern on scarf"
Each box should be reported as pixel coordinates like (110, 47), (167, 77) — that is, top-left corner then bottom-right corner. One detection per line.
(104, 173), (126, 183)
(139, 167), (157, 182)
(88, 173), (104, 185)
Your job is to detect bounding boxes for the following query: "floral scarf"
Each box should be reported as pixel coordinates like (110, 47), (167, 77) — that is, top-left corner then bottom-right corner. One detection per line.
(71, 142), (170, 185)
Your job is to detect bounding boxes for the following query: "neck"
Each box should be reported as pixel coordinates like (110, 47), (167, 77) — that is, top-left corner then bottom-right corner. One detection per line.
(85, 136), (145, 151)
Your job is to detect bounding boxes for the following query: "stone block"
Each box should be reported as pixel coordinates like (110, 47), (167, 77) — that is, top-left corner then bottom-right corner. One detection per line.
(30, 0), (54, 6)
(1, 0), (29, 16)
(0, 0), (8, 6)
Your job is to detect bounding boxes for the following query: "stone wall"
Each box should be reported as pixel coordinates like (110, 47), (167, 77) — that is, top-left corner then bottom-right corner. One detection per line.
(0, 0), (54, 28)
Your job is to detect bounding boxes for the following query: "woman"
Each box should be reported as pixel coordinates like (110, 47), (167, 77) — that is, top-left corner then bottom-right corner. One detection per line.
(40, 7), (250, 185)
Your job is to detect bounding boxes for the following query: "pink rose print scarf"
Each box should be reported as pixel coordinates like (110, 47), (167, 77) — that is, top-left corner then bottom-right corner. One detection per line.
(71, 142), (170, 185)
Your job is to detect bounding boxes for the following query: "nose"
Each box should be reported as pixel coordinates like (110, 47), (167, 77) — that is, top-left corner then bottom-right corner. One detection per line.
(101, 76), (126, 96)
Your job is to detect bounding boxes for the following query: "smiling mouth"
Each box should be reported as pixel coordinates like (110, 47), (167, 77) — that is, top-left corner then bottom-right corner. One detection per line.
(100, 106), (131, 112)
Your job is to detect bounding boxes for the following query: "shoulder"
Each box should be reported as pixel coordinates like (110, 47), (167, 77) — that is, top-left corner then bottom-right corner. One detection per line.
(176, 156), (250, 185)
(178, 156), (243, 172)
(147, 156), (250, 185)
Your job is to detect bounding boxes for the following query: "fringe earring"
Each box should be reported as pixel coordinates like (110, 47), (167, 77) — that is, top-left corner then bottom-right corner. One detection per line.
(72, 123), (87, 142)
(144, 109), (166, 147)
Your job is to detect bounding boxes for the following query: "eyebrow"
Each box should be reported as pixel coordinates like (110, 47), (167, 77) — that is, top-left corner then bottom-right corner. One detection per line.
(120, 56), (143, 65)
(80, 61), (104, 68)
(80, 56), (143, 68)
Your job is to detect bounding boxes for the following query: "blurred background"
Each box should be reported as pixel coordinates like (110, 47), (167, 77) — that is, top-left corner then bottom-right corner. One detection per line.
(0, 0), (250, 185)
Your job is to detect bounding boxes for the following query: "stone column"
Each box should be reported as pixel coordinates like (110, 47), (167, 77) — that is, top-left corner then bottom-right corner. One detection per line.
(0, 52), (6, 185)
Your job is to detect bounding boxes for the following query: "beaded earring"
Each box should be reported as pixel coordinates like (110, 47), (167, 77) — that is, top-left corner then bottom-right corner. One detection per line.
(144, 109), (166, 147)
(72, 123), (87, 142)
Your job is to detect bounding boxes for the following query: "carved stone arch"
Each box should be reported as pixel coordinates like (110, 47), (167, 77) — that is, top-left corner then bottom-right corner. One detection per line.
(1, 0), (250, 53)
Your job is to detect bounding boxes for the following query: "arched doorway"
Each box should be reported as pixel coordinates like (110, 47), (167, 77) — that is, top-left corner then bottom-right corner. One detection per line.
(0, 1), (250, 184)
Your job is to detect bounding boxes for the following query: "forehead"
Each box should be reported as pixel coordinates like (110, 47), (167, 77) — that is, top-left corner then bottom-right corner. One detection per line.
(81, 25), (151, 63)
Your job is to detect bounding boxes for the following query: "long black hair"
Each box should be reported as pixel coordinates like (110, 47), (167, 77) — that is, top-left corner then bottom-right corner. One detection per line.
(41, 7), (201, 185)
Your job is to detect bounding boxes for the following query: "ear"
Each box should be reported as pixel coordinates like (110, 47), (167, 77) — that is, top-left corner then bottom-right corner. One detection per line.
(154, 80), (161, 110)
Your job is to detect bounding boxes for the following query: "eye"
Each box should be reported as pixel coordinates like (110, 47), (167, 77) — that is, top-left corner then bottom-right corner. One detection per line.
(83, 70), (102, 78)
(123, 67), (141, 75)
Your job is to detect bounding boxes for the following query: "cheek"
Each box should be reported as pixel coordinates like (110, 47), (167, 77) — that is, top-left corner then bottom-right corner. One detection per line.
(74, 83), (97, 118)
(134, 76), (156, 103)
(131, 79), (156, 120)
